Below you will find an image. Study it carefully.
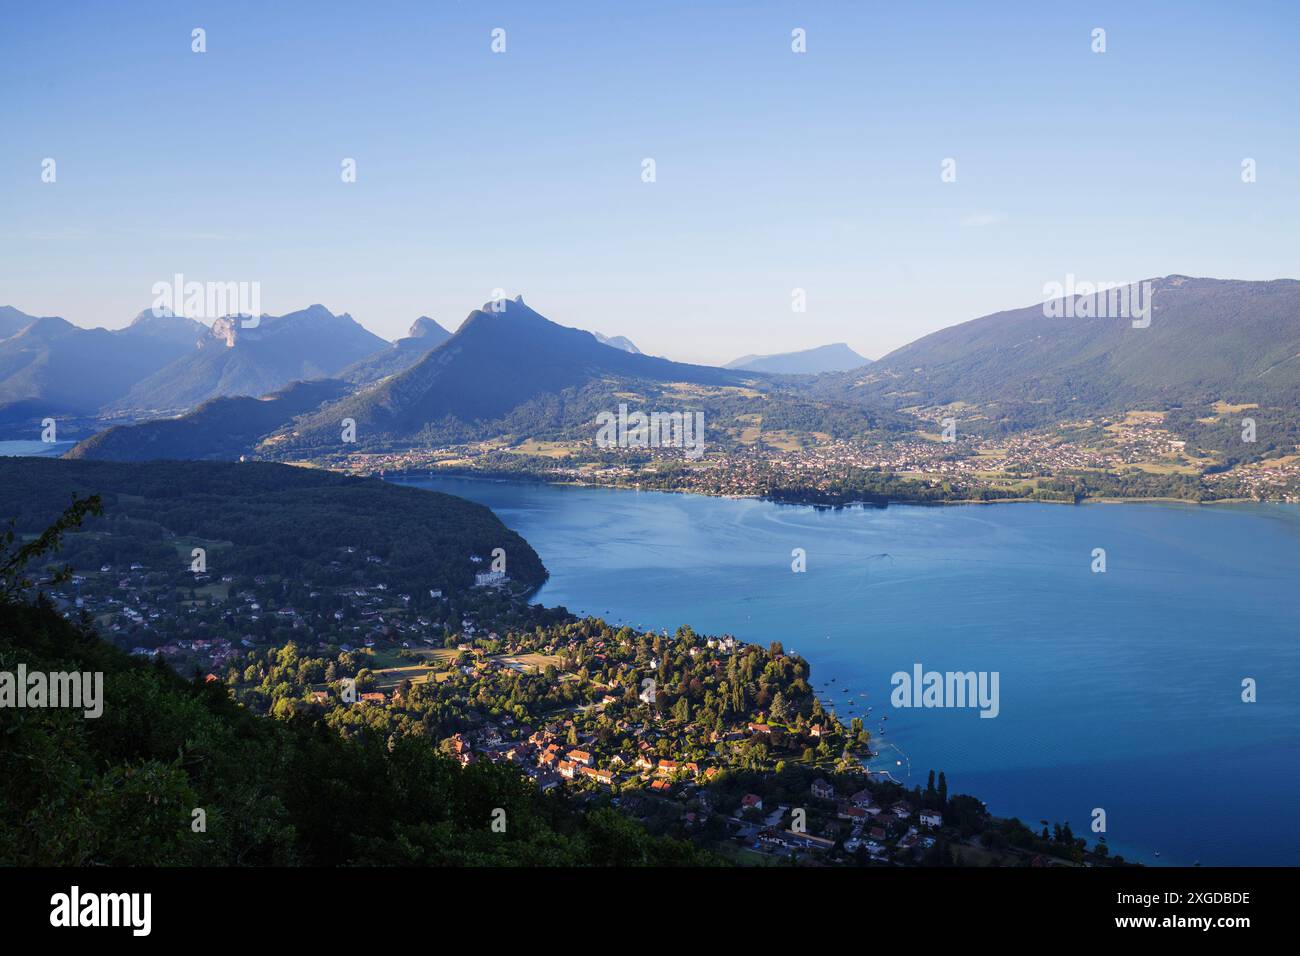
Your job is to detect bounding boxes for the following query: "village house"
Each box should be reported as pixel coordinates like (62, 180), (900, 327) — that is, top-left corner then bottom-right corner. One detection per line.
(811, 778), (835, 800)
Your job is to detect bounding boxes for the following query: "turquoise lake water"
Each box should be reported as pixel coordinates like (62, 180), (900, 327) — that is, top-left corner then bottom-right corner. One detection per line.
(396, 475), (1300, 866)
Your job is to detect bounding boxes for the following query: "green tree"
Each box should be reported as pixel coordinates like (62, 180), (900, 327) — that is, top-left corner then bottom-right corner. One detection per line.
(0, 493), (102, 598)
(769, 691), (791, 723)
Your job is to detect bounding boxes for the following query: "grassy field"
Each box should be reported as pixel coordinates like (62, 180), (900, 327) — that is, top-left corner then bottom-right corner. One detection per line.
(1211, 400), (1259, 415)
(405, 647), (459, 663)
(365, 648), (563, 688)
(1125, 460), (1202, 476)
(507, 439), (580, 458)
(371, 663), (440, 690)
(757, 430), (808, 452)
(660, 382), (762, 400)
(499, 652), (562, 674)
(1116, 409), (1167, 425)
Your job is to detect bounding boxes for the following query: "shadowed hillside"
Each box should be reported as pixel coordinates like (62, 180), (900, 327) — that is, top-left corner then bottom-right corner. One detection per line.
(278, 296), (752, 450)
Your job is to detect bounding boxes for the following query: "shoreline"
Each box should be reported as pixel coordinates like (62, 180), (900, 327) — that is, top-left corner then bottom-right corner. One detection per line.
(391, 467), (1291, 866)
(382, 464), (1288, 512)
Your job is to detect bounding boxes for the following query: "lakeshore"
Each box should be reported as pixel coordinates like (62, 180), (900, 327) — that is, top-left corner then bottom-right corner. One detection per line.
(393, 473), (1300, 866)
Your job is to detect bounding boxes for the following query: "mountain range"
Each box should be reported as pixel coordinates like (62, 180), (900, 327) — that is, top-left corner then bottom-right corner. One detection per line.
(108, 304), (387, 416)
(340, 316), (452, 385)
(279, 296), (748, 451)
(65, 296), (762, 460)
(0, 298), (865, 439)
(0, 306), (52, 339)
(0, 303), (410, 430)
(726, 343), (870, 375)
(0, 309), (206, 418)
(45, 275), (1300, 461)
(815, 275), (1300, 428)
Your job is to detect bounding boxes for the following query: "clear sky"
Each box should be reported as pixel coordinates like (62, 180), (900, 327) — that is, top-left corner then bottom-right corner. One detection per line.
(1, 0), (1297, 364)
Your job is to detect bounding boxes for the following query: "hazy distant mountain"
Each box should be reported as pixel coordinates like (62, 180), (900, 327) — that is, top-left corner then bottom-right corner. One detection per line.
(726, 343), (870, 375)
(280, 296), (747, 450)
(406, 315), (450, 342)
(341, 316), (452, 385)
(48, 276), (1300, 458)
(109, 304), (387, 416)
(593, 332), (642, 354)
(0, 306), (44, 339)
(0, 308), (206, 413)
(67, 379), (352, 462)
(118, 307), (207, 348)
(819, 275), (1300, 425)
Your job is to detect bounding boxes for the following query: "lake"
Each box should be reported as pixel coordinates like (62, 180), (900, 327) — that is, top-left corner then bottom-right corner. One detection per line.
(0, 440), (75, 458)
(394, 474), (1300, 866)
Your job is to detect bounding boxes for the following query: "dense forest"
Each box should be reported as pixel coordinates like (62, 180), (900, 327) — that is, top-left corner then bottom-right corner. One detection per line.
(66, 379), (351, 461)
(0, 458), (546, 594)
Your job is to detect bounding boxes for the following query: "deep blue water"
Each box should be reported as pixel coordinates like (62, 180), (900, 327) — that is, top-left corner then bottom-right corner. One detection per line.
(396, 475), (1300, 866)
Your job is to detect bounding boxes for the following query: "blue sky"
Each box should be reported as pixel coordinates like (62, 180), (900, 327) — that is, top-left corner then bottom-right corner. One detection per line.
(1, 0), (1297, 364)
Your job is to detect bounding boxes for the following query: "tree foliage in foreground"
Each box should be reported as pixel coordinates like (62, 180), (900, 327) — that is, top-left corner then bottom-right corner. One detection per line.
(0, 500), (713, 867)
